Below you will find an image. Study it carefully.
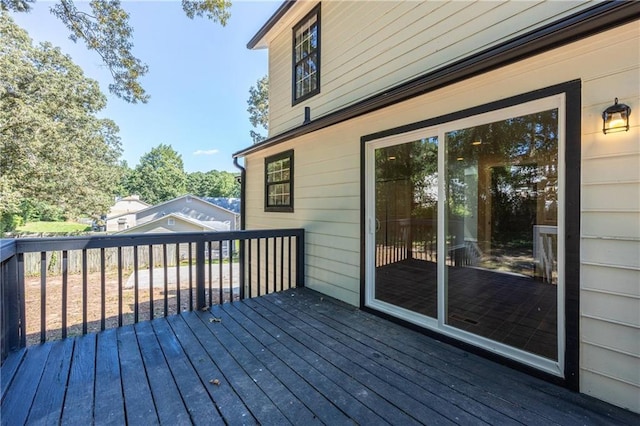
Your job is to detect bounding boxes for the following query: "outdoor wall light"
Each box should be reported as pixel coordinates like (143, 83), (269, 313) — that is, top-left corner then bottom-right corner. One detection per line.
(602, 98), (631, 134)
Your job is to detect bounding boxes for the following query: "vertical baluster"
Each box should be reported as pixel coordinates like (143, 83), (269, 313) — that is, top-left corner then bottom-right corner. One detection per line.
(134, 246), (139, 323)
(175, 243), (181, 313)
(280, 237), (284, 292)
(229, 240), (234, 302)
(82, 249), (88, 335)
(287, 236), (292, 289)
(296, 231), (305, 287)
(163, 244), (168, 317)
(208, 241), (213, 307)
(218, 241), (223, 304)
(188, 243), (193, 310)
(272, 238), (277, 293)
(100, 248), (106, 331)
(265, 238), (270, 294)
(149, 245), (154, 320)
(40, 252), (46, 343)
(62, 251), (68, 339)
(196, 240), (206, 310)
(257, 239), (261, 297)
(393, 223), (397, 263)
(239, 238), (245, 301)
(118, 247), (123, 327)
(17, 253), (26, 348)
(248, 239), (253, 298)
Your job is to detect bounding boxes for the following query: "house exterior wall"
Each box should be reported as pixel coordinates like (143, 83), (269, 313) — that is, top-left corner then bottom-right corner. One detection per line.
(266, 0), (598, 137)
(136, 197), (238, 229)
(244, 21), (640, 412)
(105, 213), (137, 233)
(108, 197), (149, 216)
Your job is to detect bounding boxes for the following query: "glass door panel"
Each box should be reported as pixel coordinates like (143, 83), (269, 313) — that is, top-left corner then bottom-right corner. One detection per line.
(444, 110), (559, 360)
(374, 137), (438, 318)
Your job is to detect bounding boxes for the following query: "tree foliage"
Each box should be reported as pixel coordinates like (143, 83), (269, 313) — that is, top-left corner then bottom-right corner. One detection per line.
(186, 170), (239, 198)
(0, 12), (123, 230)
(247, 74), (268, 143)
(125, 144), (187, 205)
(2, 0), (231, 103)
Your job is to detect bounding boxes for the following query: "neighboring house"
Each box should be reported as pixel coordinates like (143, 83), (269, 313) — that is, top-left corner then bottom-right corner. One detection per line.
(105, 195), (150, 232)
(116, 212), (229, 235)
(109, 195), (240, 234)
(234, 1), (639, 413)
(108, 195), (150, 216)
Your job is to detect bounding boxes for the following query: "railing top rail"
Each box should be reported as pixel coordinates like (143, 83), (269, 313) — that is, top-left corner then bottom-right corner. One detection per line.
(0, 239), (17, 263)
(4, 228), (305, 254)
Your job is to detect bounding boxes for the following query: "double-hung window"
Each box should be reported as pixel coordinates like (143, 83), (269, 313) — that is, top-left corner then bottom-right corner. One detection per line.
(265, 150), (294, 212)
(292, 5), (320, 104)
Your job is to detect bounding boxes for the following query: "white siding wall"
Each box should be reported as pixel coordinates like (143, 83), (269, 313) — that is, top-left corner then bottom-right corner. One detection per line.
(266, 0), (597, 136)
(246, 21), (640, 411)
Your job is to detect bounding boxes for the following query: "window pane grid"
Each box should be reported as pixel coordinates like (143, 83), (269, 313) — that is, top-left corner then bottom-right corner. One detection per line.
(293, 9), (319, 101)
(268, 183), (291, 206)
(265, 151), (293, 210)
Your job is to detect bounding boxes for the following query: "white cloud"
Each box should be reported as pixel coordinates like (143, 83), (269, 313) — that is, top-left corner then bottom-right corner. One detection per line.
(193, 149), (219, 156)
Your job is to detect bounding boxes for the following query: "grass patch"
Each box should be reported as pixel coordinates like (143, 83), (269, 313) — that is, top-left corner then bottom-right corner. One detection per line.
(17, 221), (91, 233)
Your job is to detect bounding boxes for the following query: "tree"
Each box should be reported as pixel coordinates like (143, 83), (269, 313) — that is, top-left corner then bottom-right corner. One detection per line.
(186, 170), (240, 198)
(126, 144), (187, 205)
(0, 13), (123, 230)
(247, 74), (268, 143)
(2, 0), (231, 103)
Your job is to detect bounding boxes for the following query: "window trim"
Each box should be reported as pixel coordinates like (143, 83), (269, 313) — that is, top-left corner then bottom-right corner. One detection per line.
(264, 150), (294, 212)
(291, 4), (321, 106)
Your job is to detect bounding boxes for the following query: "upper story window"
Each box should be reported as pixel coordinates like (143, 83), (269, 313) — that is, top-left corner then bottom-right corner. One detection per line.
(265, 150), (294, 212)
(292, 5), (320, 105)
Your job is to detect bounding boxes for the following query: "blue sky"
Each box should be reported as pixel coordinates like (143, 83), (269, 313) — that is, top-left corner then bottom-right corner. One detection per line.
(10, 1), (280, 173)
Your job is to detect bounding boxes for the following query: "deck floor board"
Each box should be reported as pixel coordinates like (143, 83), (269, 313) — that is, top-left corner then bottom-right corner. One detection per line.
(27, 338), (73, 425)
(2, 343), (51, 426)
(0, 348), (25, 404)
(252, 296), (454, 425)
(151, 319), (224, 426)
(181, 311), (291, 425)
(1, 288), (639, 425)
(135, 321), (192, 425)
(215, 302), (356, 426)
(259, 292), (521, 425)
(166, 314), (255, 425)
(228, 300), (387, 425)
(117, 325), (159, 426)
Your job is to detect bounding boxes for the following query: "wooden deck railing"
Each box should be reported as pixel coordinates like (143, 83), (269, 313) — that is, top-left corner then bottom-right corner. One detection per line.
(0, 229), (304, 362)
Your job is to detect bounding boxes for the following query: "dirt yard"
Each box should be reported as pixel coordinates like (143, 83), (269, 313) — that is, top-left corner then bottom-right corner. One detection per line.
(23, 269), (237, 345)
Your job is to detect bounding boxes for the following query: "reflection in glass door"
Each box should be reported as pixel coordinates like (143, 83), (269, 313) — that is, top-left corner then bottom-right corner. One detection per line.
(373, 137), (438, 318)
(444, 110), (560, 360)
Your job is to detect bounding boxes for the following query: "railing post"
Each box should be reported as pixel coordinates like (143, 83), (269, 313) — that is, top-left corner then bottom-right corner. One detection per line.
(1, 250), (23, 360)
(296, 230), (305, 287)
(196, 239), (206, 309)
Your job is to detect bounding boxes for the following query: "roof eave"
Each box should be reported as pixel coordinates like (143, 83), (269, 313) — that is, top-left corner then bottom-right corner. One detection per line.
(247, 0), (297, 50)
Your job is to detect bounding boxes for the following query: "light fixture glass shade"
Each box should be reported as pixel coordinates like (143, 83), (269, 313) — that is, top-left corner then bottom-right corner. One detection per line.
(602, 98), (631, 134)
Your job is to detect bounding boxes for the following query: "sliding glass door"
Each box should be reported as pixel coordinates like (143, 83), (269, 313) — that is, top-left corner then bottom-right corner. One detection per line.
(365, 95), (565, 375)
(372, 136), (439, 319)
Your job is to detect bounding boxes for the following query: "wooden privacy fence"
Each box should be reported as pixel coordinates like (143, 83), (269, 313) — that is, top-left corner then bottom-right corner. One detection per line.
(0, 229), (305, 362)
(20, 243), (228, 276)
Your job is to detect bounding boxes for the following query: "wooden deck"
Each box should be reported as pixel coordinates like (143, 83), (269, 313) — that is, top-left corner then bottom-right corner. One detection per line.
(2, 288), (638, 425)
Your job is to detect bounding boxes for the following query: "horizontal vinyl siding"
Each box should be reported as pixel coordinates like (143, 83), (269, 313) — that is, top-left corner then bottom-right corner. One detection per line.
(267, 0), (597, 136)
(246, 20), (640, 411)
(578, 19), (640, 410)
(244, 125), (361, 306)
